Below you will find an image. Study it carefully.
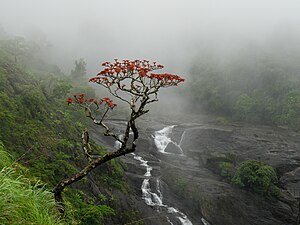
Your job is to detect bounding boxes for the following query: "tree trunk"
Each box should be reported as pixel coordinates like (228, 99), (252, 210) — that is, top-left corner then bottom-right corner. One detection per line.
(52, 146), (135, 213)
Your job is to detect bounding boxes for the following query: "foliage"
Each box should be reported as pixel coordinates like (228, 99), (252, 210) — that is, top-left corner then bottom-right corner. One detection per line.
(188, 45), (300, 127)
(0, 37), (39, 64)
(174, 177), (189, 195)
(0, 142), (62, 225)
(0, 36), (183, 223)
(0, 41), (133, 224)
(71, 58), (87, 79)
(99, 158), (128, 192)
(219, 162), (235, 179)
(65, 189), (115, 225)
(206, 155), (236, 180)
(232, 160), (280, 197)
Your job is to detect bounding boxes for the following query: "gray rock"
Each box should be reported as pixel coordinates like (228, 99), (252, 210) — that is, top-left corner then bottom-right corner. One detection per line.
(165, 142), (182, 154)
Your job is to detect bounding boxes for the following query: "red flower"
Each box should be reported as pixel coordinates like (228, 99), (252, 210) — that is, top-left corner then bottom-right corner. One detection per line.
(114, 67), (121, 73)
(128, 63), (135, 71)
(66, 98), (73, 104)
(89, 77), (99, 82)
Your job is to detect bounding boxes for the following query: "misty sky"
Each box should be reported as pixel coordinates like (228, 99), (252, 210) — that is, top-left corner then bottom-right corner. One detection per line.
(1, 0), (300, 74)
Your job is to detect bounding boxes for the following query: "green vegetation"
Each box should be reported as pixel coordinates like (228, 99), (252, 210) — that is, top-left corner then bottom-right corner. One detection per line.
(0, 37), (132, 224)
(206, 155), (236, 180)
(232, 160), (280, 197)
(64, 189), (116, 225)
(206, 156), (280, 197)
(0, 142), (62, 225)
(71, 58), (87, 79)
(188, 43), (300, 127)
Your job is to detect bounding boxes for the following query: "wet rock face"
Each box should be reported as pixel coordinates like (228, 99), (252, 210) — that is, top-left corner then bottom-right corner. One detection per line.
(165, 142), (182, 154)
(163, 123), (300, 225)
(90, 119), (300, 225)
(179, 127), (234, 155)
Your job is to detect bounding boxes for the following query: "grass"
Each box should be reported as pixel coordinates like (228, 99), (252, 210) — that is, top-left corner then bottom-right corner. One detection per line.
(0, 142), (63, 225)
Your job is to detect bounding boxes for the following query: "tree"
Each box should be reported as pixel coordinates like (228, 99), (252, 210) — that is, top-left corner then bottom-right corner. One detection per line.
(53, 59), (184, 212)
(0, 37), (39, 64)
(70, 58), (87, 79)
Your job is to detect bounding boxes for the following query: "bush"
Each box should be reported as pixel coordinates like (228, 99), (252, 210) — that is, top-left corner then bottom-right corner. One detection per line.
(219, 162), (235, 179)
(206, 155), (236, 180)
(65, 189), (115, 225)
(232, 160), (280, 197)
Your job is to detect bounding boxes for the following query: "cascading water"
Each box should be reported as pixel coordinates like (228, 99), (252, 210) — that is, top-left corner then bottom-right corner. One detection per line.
(154, 125), (184, 156)
(132, 153), (193, 225)
(201, 218), (211, 225)
(154, 125), (211, 225)
(114, 134), (124, 149)
(114, 123), (210, 225)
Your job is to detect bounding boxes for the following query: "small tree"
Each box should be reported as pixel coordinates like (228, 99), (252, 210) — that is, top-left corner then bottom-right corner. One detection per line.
(53, 59), (184, 211)
(232, 160), (280, 196)
(70, 58), (87, 79)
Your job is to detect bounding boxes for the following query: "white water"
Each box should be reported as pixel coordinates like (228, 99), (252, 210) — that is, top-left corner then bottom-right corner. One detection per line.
(179, 130), (186, 146)
(178, 217), (194, 225)
(114, 134), (124, 149)
(114, 124), (210, 225)
(133, 154), (164, 207)
(201, 218), (211, 225)
(154, 125), (185, 156)
(154, 126), (211, 225)
(132, 152), (193, 225)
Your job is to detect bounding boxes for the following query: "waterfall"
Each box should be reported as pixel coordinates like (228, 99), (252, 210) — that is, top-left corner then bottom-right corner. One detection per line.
(114, 134), (124, 149)
(154, 125), (184, 156)
(114, 124), (210, 225)
(154, 126), (212, 225)
(201, 218), (211, 225)
(132, 152), (193, 225)
(179, 130), (186, 146)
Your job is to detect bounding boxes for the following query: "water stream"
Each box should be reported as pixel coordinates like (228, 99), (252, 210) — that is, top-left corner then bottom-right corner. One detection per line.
(153, 125), (185, 156)
(154, 125), (211, 225)
(132, 152), (193, 225)
(114, 124), (210, 225)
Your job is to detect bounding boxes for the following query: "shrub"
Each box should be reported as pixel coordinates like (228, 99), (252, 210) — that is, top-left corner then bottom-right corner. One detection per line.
(219, 162), (235, 179)
(232, 160), (280, 197)
(206, 155), (236, 180)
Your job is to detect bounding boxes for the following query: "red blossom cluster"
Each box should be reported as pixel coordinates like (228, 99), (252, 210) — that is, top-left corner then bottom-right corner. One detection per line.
(67, 94), (117, 109)
(99, 97), (117, 108)
(67, 59), (184, 113)
(148, 73), (185, 86)
(88, 59), (184, 88)
(99, 59), (164, 76)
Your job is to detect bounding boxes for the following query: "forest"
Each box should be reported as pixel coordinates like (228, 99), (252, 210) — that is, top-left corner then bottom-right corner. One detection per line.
(187, 39), (300, 127)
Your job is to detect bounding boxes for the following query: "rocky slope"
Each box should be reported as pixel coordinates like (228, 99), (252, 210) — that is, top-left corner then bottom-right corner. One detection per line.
(90, 118), (300, 225)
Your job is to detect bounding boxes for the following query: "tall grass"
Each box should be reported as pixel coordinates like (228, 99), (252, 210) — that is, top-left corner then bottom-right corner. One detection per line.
(0, 142), (63, 225)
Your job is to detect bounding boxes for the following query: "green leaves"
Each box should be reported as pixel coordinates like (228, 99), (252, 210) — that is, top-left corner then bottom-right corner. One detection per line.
(189, 48), (300, 126)
(0, 143), (62, 225)
(232, 160), (280, 197)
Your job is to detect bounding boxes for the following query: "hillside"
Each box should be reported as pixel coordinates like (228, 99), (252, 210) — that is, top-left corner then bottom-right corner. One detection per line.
(0, 46), (143, 224)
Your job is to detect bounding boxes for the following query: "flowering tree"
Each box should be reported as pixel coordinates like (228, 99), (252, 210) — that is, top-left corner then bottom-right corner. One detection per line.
(53, 59), (184, 211)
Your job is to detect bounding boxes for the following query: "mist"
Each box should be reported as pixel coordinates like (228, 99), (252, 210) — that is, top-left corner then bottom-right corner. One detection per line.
(1, 0), (300, 118)
(1, 0), (300, 73)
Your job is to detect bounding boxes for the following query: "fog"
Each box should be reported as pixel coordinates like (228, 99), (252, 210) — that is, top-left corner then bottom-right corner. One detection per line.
(1, 0), (299, 73)
(1, 0), (300, 118)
